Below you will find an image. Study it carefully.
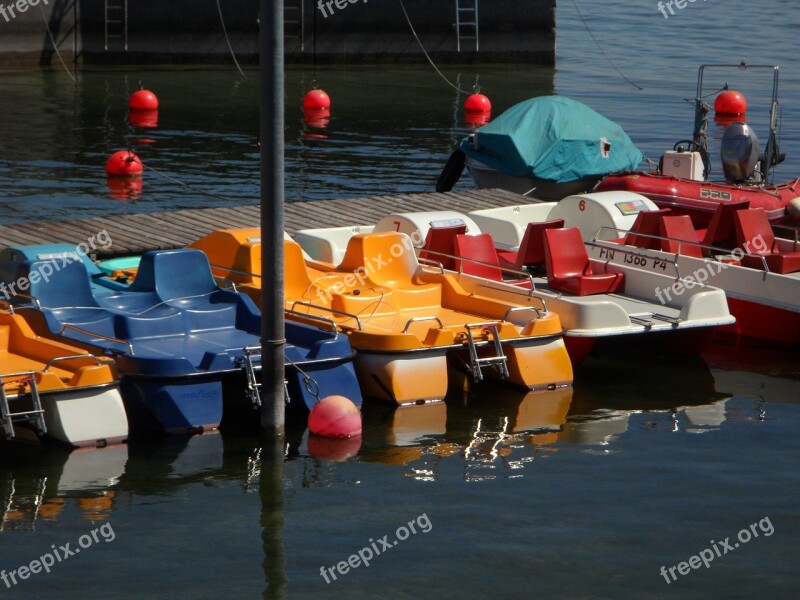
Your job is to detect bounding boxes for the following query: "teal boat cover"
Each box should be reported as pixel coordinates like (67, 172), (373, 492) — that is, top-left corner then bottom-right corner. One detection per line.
(459, 96), (643, 183)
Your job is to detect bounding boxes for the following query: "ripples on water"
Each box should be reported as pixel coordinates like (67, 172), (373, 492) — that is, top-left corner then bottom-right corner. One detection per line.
(1, 0), (800, 597)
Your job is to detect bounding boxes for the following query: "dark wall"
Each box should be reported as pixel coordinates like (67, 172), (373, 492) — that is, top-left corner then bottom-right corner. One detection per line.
(0, 0), (555, 67)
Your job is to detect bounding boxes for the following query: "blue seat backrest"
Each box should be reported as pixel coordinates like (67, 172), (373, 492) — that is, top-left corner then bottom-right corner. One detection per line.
(19, 259), (99, 309)
(130, 249), (218, 301)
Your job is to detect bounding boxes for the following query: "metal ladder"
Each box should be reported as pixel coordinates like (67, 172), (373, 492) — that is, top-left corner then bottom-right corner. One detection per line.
(104, 0), (128, 51)
(455, 0), (479, 52)
(285, 0), (305, 52)
(237, 346), (291, 408)
(0, 372), (47, 441)
(464, 323), (508, 382)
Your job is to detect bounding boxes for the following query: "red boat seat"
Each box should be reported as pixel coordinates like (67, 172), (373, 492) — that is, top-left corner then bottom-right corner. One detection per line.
(698, 200), (750, 249)
(659, 215), (704, 258)
(543, 227), (625, 296)
(453, 233), (504, 281)
(497, 219), (566, 270)
(420, 224), (467, 270)
(625, 209), (672, 249)
(734, 208), (800, 274)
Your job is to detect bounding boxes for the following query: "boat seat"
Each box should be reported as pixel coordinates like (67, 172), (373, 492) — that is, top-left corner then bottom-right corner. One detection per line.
(735, 208), (800, 274)
(698, 200), (750, 250)
(453, 233), (504, 281)
(338, 233), (441, 309)
(496, 219), (565, 271)
(130, 249), (219, 307)
(544, 227), (624, 296)
(659, 215), (704, 258)
(625, 208), (672, 249)
(420, 224), (466, 271)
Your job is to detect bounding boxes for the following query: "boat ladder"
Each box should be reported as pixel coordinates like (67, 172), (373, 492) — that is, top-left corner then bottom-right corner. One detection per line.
(237, 347), (291, 409)
(285, 0), (305, 51)
(455, 0), (479, 52)
(0, 372), (46, 441)
(464, 322), (508, 381)
(104, 0), (128, 51)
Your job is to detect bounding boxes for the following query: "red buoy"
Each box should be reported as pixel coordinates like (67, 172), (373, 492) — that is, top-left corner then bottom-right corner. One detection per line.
(105, 150), (143, 177)
(308, 395), (361, 438)
(307, 435), (362, 461)
(714, 90), (747, 116)
(303, 89), (331, 111)
(464, 93), (491, 113)
(128, 110), (159, 128)
(129, 89), (159, 111)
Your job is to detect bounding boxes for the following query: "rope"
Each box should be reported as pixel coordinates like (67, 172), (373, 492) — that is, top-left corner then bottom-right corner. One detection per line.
(38, 4), (76, 83)
(283, 353), (321, 403)
(127, 154), (246, 203)
(397, 0), (466, 95)
(216, 0), (248, 79)
(569, 0), (642, 91)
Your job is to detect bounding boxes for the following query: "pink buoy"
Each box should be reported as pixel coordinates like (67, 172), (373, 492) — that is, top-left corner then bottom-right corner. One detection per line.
(308, 395), (361, 438)
(105, 150), (142, 177)
(129, 89), (159, 111)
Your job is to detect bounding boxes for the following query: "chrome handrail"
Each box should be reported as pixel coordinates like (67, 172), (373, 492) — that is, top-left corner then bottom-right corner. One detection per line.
(285, 309), (339, 338)
(417, 257), (445, 273)
(209, 263), (262, 280)
(59, 324), (134, 355)
(503, 305), (542, 321)
(290, 301), (363, 331)
(43, 354), (105, 372)
(401, 316), (444, 333)
(8, 292), (41, 310)
(474, 283), (549, 314)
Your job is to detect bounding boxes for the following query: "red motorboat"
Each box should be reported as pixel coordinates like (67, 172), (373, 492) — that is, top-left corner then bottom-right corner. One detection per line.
(597, 63), (800, 226)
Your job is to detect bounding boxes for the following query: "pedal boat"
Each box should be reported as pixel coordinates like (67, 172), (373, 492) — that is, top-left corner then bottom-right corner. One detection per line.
(0, 306), (127, 448)
(289, 200), (735, 363)
(189, 228), (574, 405)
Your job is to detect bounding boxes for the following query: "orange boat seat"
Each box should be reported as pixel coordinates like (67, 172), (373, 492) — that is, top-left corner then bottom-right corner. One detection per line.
(734, 208), (800, 274)
(419, 224), (466, 270)
(659, 215), (704, 258)
(496, 219), (565, 271)
(544, 227), (624, 296)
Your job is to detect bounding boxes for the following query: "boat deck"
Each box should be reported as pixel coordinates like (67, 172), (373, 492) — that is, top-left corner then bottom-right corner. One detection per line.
(0, 189), (524, 258)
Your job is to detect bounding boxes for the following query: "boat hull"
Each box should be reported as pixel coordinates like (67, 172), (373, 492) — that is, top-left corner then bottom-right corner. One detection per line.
(596, 173), (798, 225)
(40, 386), (128, 448)
(722, 297), (800, 345)
(354, 349), (449, 405)
(466, 157), (601, 200)
(285, 351), (363, 412)
(120, 377), (223, 434)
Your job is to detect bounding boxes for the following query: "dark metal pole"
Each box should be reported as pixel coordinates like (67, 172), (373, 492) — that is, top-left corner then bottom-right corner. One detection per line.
(260, 0), (286, 434)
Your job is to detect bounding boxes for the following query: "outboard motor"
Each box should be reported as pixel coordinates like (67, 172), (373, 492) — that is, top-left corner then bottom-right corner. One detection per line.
(721, 122), (760, 183)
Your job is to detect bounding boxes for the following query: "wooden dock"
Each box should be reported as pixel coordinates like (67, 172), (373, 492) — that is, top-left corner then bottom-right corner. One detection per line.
(0, 189), (525, 258)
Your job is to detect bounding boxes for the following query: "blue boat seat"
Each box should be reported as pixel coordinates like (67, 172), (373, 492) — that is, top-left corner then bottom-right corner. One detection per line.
(131, 249), (218, 305)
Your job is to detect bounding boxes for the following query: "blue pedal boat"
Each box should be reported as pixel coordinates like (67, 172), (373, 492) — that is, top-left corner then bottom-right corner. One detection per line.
(10, 248), (362, 434)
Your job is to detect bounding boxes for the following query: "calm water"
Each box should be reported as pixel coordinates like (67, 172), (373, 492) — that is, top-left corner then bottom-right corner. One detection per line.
(1, 1), (800, 598)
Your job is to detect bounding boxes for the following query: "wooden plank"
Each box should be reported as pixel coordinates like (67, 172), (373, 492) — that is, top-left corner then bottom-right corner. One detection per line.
(0, 190), (530, 257)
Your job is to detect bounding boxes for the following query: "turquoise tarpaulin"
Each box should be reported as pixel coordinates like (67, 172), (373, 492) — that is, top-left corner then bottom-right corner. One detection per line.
(459, 96), (643, 183)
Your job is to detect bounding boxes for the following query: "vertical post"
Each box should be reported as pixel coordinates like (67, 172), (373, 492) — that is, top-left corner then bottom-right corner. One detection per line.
(260, 0), (286, 434)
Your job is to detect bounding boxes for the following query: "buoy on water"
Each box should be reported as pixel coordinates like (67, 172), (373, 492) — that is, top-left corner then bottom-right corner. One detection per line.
(714, 90), (747, 116)
(105, 150), (143, 178)
(308, 395), (362, 438)
(129, 89), (159, 111)
(303, 88), (331, 111)
(464, 92), (491, 113)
